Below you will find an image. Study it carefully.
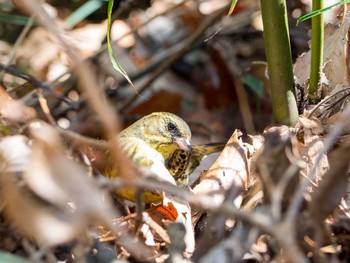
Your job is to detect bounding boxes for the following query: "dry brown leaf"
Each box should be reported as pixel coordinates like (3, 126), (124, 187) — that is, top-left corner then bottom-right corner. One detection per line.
(0, 135), (82, 245)
(309, 141), (350, 222)
(69, 23), (106, 58)
(294, 50), (318, 89)
(257, 125), (299, 208)
(192, 130), (249, 221)
(0, 123), (152, 258)
(297, 116), (329, 185)
(16, 28), (62, 79)
(162, 195), (195, 256)
(294, 9), (350, 95)
(26, 122), (115, 216)
(323, 10), (350, 88)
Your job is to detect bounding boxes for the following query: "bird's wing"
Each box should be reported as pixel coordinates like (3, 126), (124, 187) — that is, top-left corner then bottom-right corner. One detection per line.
(187, 143), (226, 174)
(120, 137), (176, 185)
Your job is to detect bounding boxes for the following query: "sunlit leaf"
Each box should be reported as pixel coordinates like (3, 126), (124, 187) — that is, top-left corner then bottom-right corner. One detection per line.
(107, 0), (138, 94)
(204, 0), (237, 41)
(228, 0), (238, 16)
(65, 0), (104, 28)
(297, 0), (350, 25)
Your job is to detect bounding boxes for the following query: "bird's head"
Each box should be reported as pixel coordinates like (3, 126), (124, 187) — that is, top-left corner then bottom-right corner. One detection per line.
(135, 112), (192, 159)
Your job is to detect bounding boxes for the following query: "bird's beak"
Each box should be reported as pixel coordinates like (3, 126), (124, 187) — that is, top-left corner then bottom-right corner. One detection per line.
(174, 137), (192, 152)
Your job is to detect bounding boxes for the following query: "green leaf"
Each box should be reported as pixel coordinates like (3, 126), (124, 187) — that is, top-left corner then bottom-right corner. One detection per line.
(228, 0), (238, 16)
(242, 74), (264, 98)
(65, 0), (104, 28)
(0, 13), (31, 25)
(0, 251), (31, 263)
(107, 0), (138, 94)
(204, 0), (237, 41)
(297, 0), (350, 25)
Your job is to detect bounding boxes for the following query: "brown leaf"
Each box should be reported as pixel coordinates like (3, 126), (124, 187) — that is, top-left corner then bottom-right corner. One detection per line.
(257, 125), (300, 209)
(0, 123), (113, 245)
(309, 142), (350, 222)
(297, 116), (329, 185)
(323, 11), (350, 88)
(162, 195), (195, 257)
(0, 135), (82, 245)
(294, 9), (350, 94)
(192, 130), (249, 219)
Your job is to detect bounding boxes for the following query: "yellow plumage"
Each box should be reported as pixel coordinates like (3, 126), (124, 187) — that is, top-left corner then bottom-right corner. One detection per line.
(105, 112), (191, 203)
(105, 112), (224, 203)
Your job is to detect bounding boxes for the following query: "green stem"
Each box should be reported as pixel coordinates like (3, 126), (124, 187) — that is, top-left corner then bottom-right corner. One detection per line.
(260, 0), (299, 126)
(309, 0), (324, 95)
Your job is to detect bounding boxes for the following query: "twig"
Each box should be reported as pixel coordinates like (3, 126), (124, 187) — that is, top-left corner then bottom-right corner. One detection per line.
(119, 5), (229, 113)
(38, 1), (191, 118)
(96, 0), (190, 57)
(270, 146), (303, 221)
(142, 212), (170, 244)
(0, 14), (35, 83)
(307, 88), (350, 118)
(13, 0), (147, 259)
(57, 126), (110, 150)
(287, 105), (350, 222)
(105, 174), (274, 234)
(0, 63), (76, 106)
(37, 90), (57, 126)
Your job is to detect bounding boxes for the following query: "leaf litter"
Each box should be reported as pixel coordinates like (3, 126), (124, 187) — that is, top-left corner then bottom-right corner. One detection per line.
(1, 0), (350, 262)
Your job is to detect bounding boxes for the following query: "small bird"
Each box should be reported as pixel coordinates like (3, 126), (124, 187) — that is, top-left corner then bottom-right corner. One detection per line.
(105, 112), (225, 203)
(105, 112), (192, 203)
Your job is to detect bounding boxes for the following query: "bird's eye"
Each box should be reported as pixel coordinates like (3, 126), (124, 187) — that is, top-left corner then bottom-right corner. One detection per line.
(167, 122), (176, 132)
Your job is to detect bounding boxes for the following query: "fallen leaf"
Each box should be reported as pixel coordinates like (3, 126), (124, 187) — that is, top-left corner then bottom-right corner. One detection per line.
(294, 9), (350, 96)
(309, 141), (350, 222)
(297, 115), (329, 185)
(323, 11), (350, 88)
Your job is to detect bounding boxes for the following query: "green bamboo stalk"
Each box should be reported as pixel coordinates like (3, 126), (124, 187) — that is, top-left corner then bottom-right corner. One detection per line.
(309, 0), (324, 95)
(260, 0), (299, 126)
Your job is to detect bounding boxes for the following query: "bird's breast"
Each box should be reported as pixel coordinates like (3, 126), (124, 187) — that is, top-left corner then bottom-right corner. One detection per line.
(165, 149), (191, 187)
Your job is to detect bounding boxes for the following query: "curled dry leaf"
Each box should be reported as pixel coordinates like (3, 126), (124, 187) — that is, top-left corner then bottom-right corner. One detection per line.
(0, 122), (152, 260)
(162, 195), (195, 256)
(297, 116), (329, 186)
(294, 9), (350, 98)
(192, 130), (249, 221)
(257, 125), (299, 210)
(0, 135), (82, 245)
(26, 121), (117, 220)
(323, 10), (350, 88)
(30, 122), (157, 259)
(312, 86), (350, 124)
(309, 141), (350, 222)
(15, 27), (62, 79)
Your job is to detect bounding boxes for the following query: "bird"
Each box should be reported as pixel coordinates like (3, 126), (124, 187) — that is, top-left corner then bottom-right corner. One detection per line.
(105, 112), (225, 203)
(105, 112), (192, 203)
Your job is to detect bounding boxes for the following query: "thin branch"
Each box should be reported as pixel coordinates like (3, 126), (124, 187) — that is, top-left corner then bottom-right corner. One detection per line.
(0, 63), (76, 106)
(119, 5), (229, 113)
(0, 14), (35, 83)
(287, 105), (350, 222)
